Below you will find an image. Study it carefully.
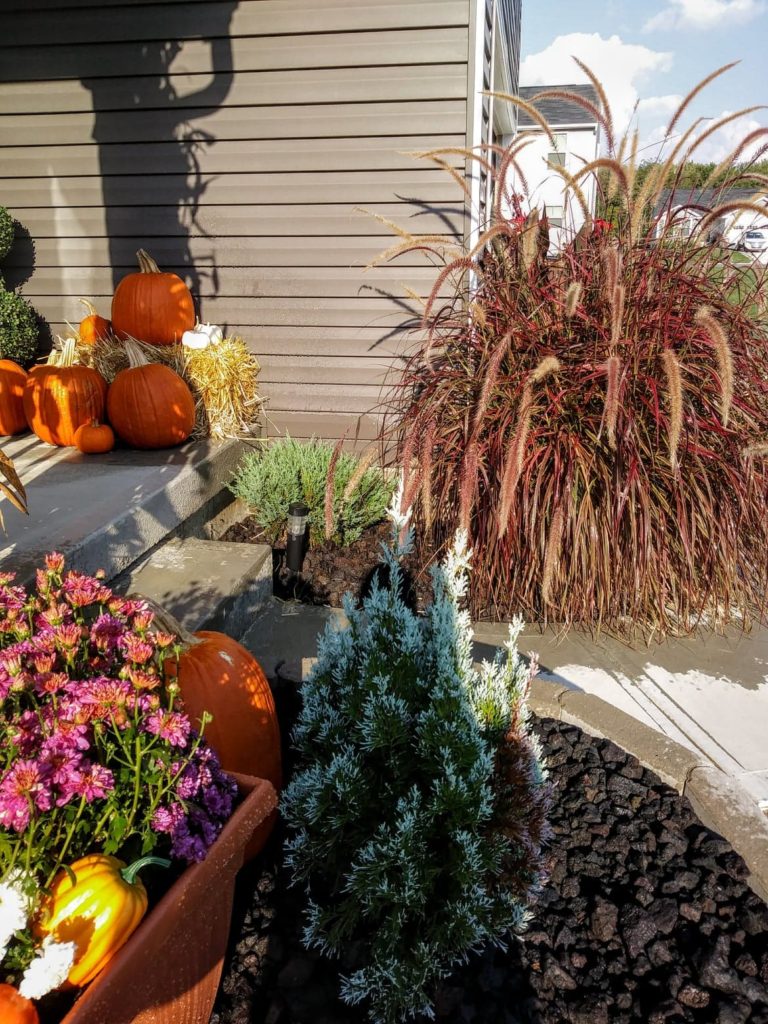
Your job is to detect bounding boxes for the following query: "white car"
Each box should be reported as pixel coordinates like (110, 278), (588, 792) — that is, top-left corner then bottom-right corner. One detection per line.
(739, 229), (768, 252)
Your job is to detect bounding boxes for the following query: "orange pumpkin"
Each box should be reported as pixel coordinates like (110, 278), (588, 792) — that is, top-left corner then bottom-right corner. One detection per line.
(163, 623), (281, 857)
(107, 340), (195, 449)
(0, 359), (28, 436)
(0, 985), (39, 1024)
(111, 250), (195, 346)
(23, 339), (107, 447)
(78, 298), (111, 345)
(73, 419), (115, 454)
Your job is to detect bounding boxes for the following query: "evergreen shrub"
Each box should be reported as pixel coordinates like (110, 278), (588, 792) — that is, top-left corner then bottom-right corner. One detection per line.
(0, 206), (14, 261)
(0, 288), (38, 365)
(283, 491), (551, 1023)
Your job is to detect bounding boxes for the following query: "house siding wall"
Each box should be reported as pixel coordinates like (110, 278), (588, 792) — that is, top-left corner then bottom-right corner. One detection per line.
(0, 0), (472, 443)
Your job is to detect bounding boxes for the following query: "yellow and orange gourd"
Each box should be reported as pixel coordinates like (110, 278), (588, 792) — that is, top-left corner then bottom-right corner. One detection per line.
(37, 854), (169, 988)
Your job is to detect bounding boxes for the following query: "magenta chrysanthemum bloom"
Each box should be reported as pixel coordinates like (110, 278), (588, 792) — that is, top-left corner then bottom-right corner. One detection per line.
(151, 631), (177, 650)
(90, 613), (126, 653)
(119, 634), (155, 665)
(132, 610), (155, 632)
(0, 759), (53, 831)
(68, 762), (114, 802)
(174, 762), (200, 801)
(11, 710), (44, 757)
(68, 676), (133, 726)
(151, 801), (186, 834)
(144, 711), (191, 748)
(123, 666), (161, 691)
(44, 553), (65, 573)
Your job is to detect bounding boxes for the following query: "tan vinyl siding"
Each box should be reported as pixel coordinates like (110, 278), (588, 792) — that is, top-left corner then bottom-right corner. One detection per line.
(1, 0), (475, 442)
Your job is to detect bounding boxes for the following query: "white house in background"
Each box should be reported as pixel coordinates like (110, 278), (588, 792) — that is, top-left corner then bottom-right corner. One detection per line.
(505, 83), (601, 247)
(655, 189), (768, 249)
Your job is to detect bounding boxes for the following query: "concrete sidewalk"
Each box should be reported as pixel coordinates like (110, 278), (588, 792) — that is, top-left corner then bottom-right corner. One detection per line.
(242, 600), (768, 813)
(474, 621), (768, 812)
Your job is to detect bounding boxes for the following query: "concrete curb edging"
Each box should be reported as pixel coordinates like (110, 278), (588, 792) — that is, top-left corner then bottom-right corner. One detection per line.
(529, 677), (768, 905)
(299, 658), (768, 904)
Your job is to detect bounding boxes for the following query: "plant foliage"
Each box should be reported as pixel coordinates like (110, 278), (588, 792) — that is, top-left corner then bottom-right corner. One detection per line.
(283, 493), (550, 1023)
(381, 62), (768, 636)
(0, 288), (38, 366)
(0, 206), (14, 262)
(230, 436), (394, 547)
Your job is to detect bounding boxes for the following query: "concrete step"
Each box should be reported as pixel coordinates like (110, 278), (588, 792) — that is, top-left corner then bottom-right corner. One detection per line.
(1, 435), (248, 585)
(117, 536), (272, 636)
(240, 598), (349, 680)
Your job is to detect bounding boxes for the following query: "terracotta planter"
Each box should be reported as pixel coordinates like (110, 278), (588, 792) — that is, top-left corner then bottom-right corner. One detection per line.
(59, 773), (277, 1024)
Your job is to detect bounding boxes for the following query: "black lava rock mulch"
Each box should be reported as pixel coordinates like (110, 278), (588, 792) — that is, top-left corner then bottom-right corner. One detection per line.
(210, 716), (768, 1024)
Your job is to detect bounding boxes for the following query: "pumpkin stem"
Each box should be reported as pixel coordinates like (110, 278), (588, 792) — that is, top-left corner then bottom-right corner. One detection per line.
(47, 336), (78, 368)
(120, 855), (172, 886)
(122, 337), (151, 370)
(128, 592), (200, 649)
(136, 249), (161, 274)
(79, 298), (98, 316)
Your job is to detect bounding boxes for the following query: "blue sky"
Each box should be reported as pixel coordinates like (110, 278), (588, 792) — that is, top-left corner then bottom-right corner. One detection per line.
(520, 0), (767, 162)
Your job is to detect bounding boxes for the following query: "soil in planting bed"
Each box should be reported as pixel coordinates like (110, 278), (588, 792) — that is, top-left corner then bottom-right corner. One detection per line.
(210, 707), (768, 1024)
(221, 518), (433, 611)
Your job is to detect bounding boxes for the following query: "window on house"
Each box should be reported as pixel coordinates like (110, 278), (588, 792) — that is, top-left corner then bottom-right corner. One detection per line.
(546, 205), (564, 227)
(548, 133), (567, 167)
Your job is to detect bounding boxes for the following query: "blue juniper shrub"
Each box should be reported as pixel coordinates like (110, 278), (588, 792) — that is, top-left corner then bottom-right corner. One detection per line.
(282, 492), (551, 1024)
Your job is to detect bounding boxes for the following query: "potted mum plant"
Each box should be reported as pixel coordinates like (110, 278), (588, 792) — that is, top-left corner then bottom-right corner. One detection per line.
(0, 555), (277, 1024)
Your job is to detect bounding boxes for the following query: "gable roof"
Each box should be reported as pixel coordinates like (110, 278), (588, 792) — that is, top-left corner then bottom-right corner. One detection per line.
(655, 187), (763, 214)
(517, 84), (600, 128)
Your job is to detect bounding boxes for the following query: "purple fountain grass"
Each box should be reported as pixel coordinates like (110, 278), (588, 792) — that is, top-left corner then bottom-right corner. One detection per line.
(377, 61), (768, 636)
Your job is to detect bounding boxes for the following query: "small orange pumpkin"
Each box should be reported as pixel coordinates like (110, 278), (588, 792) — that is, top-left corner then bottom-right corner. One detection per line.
(111, 249), (195, 346)
(0, 984), (39, 1024)
(23, 339), (107, 447)
(78, 298), (111, 345)
(107, 339), (195, 449)
(73, 419), (115, 454)
(0, 359), (28, 436)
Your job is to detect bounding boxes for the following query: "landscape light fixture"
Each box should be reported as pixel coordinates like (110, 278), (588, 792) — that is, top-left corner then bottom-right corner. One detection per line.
(285, 501), (310, 575)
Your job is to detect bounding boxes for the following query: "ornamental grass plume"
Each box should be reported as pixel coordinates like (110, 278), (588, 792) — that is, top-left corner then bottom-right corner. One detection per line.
(283, 490), (551, 1024)
(379, 61), (768, 636)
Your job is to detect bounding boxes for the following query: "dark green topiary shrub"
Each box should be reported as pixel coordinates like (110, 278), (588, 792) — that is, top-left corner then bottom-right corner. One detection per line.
(0, 288), (39, 365)
(0, 206), (14, 262)
(283, 491), (551, 1023)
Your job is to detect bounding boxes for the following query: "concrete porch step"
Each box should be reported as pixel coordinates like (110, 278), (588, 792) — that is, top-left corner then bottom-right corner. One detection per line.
(1, 435), (248, 585)
(117, 536), (272, 636)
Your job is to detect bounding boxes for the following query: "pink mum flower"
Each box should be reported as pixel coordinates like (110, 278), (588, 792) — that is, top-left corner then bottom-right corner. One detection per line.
(119, 634), (155, 665)
(144, 710), (191, 748)
(0, 760), (53, 831)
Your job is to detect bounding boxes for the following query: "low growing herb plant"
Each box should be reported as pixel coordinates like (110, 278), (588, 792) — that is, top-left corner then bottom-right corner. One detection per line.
(230, 435), (394, 547)
(283, 490), (551, 1023)
(0, 554), (237, 989)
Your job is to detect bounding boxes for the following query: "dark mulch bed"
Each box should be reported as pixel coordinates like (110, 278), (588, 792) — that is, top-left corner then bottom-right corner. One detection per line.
(210, 702), (768, 1024)
(220, 518), (433, 611)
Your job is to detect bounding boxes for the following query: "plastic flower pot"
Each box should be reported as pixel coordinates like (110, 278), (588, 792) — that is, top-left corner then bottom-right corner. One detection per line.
(59, 773), (277, 1024)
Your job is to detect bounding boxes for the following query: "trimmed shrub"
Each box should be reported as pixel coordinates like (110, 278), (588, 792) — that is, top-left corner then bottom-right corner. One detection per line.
(283, 493), (550, 1023)
(381, 63), (768, 637)
(230, 436), (394, 547)
(0, 288), (38, 365)
(0, 206), (14, 261)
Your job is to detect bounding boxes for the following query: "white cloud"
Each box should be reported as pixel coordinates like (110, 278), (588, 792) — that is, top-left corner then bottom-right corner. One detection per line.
(520, 33), (673, 136)
(687, 110), (767, 162)
(644, 0), (765, 32)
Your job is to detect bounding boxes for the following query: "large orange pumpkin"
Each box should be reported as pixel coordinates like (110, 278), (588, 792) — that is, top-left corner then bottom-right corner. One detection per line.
(161, 619), (281, 857)
(23, 339), (107, 447)
(0, 359), (28, 436)
(111, 250), (195, 346)
(78, 298), (111, 345)
(107, 340), (195, 449)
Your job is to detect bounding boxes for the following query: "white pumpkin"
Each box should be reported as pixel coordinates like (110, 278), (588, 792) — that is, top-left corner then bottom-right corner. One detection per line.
(181, 327), (211, 350)
(198, 322), (224, 345)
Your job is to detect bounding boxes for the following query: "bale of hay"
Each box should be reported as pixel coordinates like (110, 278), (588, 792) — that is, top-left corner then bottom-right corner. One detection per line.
(73, 335), (263, 440)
